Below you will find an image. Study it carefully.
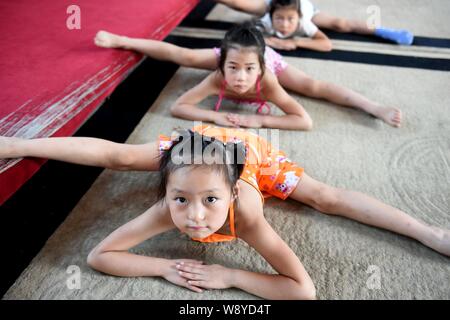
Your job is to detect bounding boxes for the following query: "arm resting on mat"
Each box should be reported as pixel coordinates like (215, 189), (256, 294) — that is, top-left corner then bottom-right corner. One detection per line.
(170, 73), (238, 128)
(87, 201), (206, 293)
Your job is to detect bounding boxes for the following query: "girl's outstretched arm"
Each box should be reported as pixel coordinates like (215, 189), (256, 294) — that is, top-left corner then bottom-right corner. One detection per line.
(87, 201), (174, 276)
(265, 30), (332, 52)
(171, 73), (237, 127)
(87, 201), (205, 293)
(232, 186), (316, 299)
(231, 215), (316, 299)
(0, 136), (160, 171)
(294, 30), (333, 52)
(263, 77), (313, 130)
(265, 36), (298, 51)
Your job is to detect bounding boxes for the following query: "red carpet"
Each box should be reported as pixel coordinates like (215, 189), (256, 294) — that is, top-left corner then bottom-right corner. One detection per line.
(0, 0), (199, 204)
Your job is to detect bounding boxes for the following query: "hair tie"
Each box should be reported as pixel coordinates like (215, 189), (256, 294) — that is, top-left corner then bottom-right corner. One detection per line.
(158, 135), (176, 154)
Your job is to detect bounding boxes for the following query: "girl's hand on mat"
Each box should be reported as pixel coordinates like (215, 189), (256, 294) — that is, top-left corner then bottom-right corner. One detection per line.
(227, 114), (263, 128)
(214, 112), (239, 127)
(266, 37), (297, 51)
(176, 262), (233, 290)
(163, 259), (205, 293)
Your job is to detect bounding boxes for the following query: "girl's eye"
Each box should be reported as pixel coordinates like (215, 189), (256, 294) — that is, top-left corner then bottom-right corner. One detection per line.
(206, 197), (218, 204)
(247, 67), (255, 71)
(175, 197), (187, 204)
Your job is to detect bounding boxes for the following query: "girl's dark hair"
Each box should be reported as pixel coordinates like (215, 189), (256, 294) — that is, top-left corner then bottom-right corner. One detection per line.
(157, 129), (246, 202)
(269, 0), (302, 18)
(219, 21), (266, 76)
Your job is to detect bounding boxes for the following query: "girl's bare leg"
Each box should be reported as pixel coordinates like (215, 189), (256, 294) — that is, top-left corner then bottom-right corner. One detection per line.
(289, 173), (450, 257)
(0, 136), (160, 171)
(94, 31), (218, 70)
(214, 0), (267, 16)
(312, 12), (413, 45)
(278, 65), (402, 127)
(312, 12), (375, 35)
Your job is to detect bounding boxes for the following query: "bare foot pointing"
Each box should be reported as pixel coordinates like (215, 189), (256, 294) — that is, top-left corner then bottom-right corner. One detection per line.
(373, 106), (402, 127)
(94, 30), (127, 49)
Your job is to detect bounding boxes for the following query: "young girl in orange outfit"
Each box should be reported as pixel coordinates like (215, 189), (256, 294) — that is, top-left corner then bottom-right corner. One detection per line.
(1, 125), (448, 299)
(94, 23), (402, 128)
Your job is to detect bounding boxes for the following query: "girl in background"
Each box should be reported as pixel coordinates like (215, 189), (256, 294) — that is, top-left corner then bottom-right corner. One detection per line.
(95, 23), (402, 128)
(215, 0), (414, 51)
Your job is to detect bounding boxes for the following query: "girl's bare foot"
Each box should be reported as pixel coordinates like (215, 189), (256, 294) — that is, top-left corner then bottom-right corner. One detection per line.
(94, 30), (127, 49)
(422, 226), (450, 257)
(373, 106), (402, 127)
(0, 136), (23, 159)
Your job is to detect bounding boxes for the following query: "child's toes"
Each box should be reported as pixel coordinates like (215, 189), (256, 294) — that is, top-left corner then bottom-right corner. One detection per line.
(392, 113), (402, 127)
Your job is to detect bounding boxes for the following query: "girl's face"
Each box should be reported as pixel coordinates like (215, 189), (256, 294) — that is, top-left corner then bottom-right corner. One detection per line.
(272, 7), (300, 38)
(167, 166), (236, 239)
(224, 48), (262, 95)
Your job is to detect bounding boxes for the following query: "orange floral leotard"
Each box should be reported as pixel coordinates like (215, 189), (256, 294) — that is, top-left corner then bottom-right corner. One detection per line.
(158, 125), (304, 243)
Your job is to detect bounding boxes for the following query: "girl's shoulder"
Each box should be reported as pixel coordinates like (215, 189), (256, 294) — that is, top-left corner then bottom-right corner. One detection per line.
(260, 70), (282, 95)
(234, 179), (265, 234)
(188, 71), (222, 97)
(208, 70), (225, 89)
(154, 199), (177, 226)
(261, 69), (278, 83)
